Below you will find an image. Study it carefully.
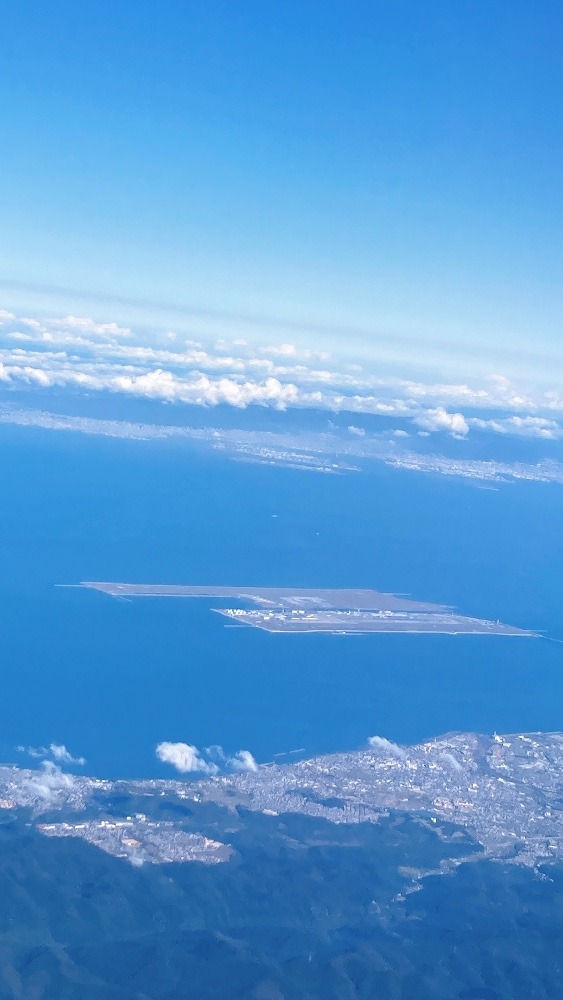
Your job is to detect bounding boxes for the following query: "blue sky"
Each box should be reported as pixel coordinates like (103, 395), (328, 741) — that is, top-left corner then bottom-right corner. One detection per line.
(1, 1), (562, 374)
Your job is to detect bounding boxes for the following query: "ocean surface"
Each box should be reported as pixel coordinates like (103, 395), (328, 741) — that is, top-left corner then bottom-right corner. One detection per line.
(1, 423), (561, 779)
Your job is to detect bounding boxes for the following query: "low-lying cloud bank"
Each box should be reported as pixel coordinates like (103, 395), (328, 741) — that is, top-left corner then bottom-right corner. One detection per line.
(0, 308), (561, 441)
(155, 741), (259, 776)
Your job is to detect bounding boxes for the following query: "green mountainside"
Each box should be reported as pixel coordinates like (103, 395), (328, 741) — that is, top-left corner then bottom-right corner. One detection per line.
(0, 807), (561, 999)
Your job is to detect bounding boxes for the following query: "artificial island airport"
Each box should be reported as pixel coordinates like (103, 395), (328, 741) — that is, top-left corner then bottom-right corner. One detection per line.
(73, 583), (538, 637)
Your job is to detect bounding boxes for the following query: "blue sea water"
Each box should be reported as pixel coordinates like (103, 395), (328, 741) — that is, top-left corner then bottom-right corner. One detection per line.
(1, 424), (561, 779)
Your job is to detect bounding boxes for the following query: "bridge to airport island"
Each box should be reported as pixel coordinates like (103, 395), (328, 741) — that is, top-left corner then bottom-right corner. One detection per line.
(76, 583), (538, 637)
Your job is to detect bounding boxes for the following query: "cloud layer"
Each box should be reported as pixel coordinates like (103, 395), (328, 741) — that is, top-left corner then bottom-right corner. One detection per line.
(0, 307), (562, 441)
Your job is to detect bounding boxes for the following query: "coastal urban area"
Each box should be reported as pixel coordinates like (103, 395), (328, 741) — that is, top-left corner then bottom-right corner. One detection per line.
(2, 731), (563, 873)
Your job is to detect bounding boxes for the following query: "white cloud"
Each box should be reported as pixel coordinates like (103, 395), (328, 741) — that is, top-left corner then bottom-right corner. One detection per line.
(155, 741), (219, 775)
(414, 407), (469, 437)
(262, 342), (298, 356)
(470, 415), (561, 440)
(393, 373), (561, 414)
(19, 762), (78, 808)
(48, 743), (86, 766)
(156, 741), (259, 775)
(49, 315), (132, 338)
(368, 735), (407, 760)
(260, 343), (330, 363)
(347, 425), (365, 436)
(16, 743), (85, 766)
(23, 367), (52, 387)
(20, 317), (44, 331)
(231, 749), (259, 772)
(109, 369), (301, 409)
(0, 310), (15, 324)
(16, 745), (42, 758)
